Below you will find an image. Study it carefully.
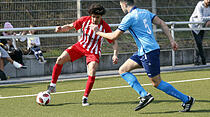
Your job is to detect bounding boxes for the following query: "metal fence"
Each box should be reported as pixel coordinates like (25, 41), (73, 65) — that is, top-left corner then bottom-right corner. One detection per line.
(0, 0), (201, 25)
(0, 0), (209, 57)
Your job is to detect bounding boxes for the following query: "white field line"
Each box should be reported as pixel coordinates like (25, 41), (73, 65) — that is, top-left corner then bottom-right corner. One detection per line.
(0, 77), (210, 99)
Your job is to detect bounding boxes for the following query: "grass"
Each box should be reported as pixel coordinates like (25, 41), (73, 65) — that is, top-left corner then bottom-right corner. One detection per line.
(0, 69), (210, 117)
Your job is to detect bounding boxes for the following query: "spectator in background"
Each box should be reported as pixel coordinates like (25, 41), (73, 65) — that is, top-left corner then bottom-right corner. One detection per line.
(2, 22), (25, 65)
(2, 22), (18, 49)
(0, 69), (7, 80)
(0, 46), (27, 76)
(20, 24), (46, 63)
(189, 0), (210, 65)
(0, 22), (27, 76)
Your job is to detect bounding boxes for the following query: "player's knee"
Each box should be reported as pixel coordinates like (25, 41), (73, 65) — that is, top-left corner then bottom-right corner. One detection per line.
(56, 56), (64, 64)
(150, 75), (161, 88)
(151, 79), (161, 88)
(88, 68), (96, 76)
(152, 82), (159, 88)
(118, 66), (126, 74)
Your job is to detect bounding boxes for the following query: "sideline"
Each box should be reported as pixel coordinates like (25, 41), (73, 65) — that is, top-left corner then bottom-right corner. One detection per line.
(0, 77), (210, 99)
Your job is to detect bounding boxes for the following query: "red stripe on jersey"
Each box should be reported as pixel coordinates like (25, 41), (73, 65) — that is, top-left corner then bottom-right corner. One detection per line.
(89, 24), (102, 53)
(83, 26), (92, 48)
(97, 28), (106, 55)
(91, 25), (103, 55)
(81, 20), (91, 45)
(84, 28), (94, 49)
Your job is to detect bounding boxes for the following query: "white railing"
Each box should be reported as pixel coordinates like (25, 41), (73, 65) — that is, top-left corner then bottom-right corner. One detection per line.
(1, 21), (210, 68)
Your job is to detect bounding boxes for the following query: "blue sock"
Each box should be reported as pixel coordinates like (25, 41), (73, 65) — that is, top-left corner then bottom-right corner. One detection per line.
(157, 80), (189, 103)
(121, 72), (147, 97)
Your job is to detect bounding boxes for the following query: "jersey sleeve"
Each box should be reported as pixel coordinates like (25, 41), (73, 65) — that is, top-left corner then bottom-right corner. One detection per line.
(106, 38), (113, 44)
(149, 11), (157, 22)
(73, 16), (87, 30)
(103, 22), (114, 44)
(118, 14), (133, 32)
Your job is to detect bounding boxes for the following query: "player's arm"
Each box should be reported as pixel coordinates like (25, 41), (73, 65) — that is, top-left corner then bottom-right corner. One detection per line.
(96, 29), (123, 40)
(55, 23), (75, 32)
(112, 40), (118, 64)
(152, 16), (178, 51)
(91, 24), (123, 40)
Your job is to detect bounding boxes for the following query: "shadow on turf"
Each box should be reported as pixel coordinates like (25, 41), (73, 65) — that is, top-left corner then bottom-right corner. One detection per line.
(46, 99), (210, 113)
(93, 99), (210, 114)
(47, 102), (79, 106)
(92, 100), (181, 105)
(140, 109), (210, 114)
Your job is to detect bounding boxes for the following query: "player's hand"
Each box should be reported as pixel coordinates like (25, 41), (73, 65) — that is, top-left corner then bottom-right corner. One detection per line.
(90, 24), (99, 32)
(55, 26), (62, 32)
(171, 40), (178, 51)
(112, 55), (118, 64)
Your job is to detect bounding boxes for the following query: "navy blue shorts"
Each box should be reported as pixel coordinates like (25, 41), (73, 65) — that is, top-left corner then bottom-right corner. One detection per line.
(130, 49), (160, 78)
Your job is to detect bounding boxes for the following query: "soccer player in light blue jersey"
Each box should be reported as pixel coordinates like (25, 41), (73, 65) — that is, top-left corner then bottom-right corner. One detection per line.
(91, 0), (195, 112)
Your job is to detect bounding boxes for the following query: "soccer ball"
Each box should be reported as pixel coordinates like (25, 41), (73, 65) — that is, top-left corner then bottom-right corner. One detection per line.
(36, 91), (51, 106)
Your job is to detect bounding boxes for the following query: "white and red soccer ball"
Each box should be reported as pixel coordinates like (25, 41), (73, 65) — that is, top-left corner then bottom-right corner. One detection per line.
(36, 91), (51, 106)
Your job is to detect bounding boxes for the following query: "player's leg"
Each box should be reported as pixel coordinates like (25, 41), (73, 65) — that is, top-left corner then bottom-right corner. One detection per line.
(84, 61), (98, 97)
(82, 61), (98, 106)
(150, 75), (189, 102)
(146, 49), (194, 112)
(150, 75), (195, 112)
(48, 44), (84, 93)
(119, 53), (154, 111)
(119, 59), (148, 98)
(120, 59), (154, 111)
(82, 53), (99, 106)
(47, 50), (71, 93)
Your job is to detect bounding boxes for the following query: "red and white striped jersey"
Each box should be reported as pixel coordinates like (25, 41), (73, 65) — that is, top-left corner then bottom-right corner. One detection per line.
(73, 16), (113, 56)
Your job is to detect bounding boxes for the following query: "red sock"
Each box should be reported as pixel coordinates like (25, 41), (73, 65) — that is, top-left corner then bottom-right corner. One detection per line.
(51, 64), (63, 84)
(84, 76), (95, 97)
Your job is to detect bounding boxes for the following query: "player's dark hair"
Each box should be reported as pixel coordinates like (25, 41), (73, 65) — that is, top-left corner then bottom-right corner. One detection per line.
(88, 3), (106, 16)
(120, 0), (134, 6)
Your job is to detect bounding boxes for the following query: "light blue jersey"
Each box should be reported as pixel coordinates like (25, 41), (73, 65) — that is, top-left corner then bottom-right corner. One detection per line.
(118, 7), (160, 56)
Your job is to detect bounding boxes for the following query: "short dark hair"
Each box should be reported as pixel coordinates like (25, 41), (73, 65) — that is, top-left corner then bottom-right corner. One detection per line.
(120, 0), (134, 6)
(88, 3), (106, 16)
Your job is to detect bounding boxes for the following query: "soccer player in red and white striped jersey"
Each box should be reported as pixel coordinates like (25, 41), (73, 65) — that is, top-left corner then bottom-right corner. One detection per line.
(47, 3), (118, 106)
